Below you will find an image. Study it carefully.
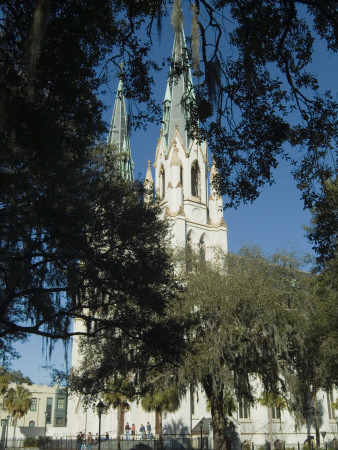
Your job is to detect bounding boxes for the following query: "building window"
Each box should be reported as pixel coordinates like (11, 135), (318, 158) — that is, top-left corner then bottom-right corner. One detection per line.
(46, 398), (53, 423)
(55, 417), (64, 426)
(180, 165), (183, 186)
(30, 398), (37, 411)
(239, 398), (250, 419)
(191, 160), (200, 198)
(186, 232), (193, 272)
(199, 234), (207, 262)
(159, 165), (165, 199)
(29, 421), (35, 427)
(57, 398), (65, 410)
(271, 406), (281, 420)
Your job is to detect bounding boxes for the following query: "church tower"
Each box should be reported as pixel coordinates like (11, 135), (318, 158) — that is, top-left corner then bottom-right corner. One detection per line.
(69, 26), (227, 438)
(67, 76), (136, 435)
(151, 25), (227, 259)
(71, 75), (134, 370)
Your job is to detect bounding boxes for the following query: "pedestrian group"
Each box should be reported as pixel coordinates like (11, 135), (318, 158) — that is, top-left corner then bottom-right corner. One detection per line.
(77, 422), (152, 446)
(125, 422), (152, 440)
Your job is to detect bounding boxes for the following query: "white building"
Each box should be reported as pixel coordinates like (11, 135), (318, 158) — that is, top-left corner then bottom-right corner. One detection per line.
(68, 25), (338, 449)
(0, 383), (67, 442)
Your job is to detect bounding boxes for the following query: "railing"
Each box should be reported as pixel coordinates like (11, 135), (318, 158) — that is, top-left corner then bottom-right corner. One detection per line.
(0, 435), (207, 450)
(3, 437), (337, 450)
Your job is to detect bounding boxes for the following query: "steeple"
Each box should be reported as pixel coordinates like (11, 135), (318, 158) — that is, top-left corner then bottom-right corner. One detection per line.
(107, 74), (134, 181)
(144, 160), (154, 186)
(161, 25), (195, 154)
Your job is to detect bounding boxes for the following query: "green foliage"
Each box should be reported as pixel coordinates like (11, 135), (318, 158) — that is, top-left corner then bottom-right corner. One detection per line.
(259, 393), (286, 410)
(180, 247), (311, 398)
(141, 385), (181, 413)
(175, 246), (313, 450)
(305, 178), (338, 271)
(37, 436), (52, 448)
(104, 377), (136, 409)
(0, 367), (32, 395)
(5, 385), (32, 420)
(23, 437), (37, 447)
(0, 367), (10, 394)
(205, 390), (237, 416)
(291, 264), (338, 415)
(8, 370), (33, 385)
(0, 0), (167, 359)
(68, 201), (186, 402)
(242, 441), (251, 450)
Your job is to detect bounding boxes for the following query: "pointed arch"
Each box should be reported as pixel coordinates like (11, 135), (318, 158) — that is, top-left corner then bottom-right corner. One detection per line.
(159, 164), (165, 199)
(199, 233), (209, 262)
(186, 230), (197, 271)
(187, 229), (197, 246)
(191, 160), (200, 198)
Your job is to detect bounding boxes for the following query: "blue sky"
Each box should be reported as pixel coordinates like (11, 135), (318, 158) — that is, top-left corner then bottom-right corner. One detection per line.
(10, 9), (337, 385)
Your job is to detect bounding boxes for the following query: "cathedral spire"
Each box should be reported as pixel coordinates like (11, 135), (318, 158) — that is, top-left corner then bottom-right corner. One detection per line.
(161, 24), (195, 153)
(107, 71), (134, 181)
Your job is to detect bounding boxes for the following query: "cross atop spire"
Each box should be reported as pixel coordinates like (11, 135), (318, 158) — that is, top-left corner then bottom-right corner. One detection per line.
(161, 25), (195, 154)
(107, 75), (134, 181)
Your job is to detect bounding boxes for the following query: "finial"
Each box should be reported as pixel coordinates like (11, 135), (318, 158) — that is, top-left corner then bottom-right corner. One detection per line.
(145, 160), (153, 185)
(120, 61), (124, 70)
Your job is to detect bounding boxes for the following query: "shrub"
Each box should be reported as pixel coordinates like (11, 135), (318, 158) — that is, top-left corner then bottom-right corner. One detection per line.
(242, 440), (251, 450)
(23, 437), (37, 447)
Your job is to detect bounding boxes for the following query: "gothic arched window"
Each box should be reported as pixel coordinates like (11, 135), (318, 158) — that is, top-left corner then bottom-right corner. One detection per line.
(199, 234), (206, 262)
(159, 165), (165, 199)
(186, 231), (194, 271)
(191, 160), (200, 198)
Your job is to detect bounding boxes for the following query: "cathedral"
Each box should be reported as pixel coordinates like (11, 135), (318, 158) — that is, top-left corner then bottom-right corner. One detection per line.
(67, 25), (337, 450)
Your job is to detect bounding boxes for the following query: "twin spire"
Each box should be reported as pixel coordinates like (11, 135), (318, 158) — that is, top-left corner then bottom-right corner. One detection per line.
(107, 75), (134, 181)
(107, 23), (197, 179)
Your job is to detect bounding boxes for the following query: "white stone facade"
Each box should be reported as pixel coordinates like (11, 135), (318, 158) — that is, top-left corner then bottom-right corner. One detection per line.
(153, 130), (227, 258)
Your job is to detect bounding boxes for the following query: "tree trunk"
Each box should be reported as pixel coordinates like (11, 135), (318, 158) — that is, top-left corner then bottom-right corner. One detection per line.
(13, 420), (16, 449)
(267, 406), (273, 450)
(158, 409), (163, 450)
(25, 0), (51, 99)
(313, 391), (320, 450)
(203, 376), (227, 450)
(116, 405), (121, 450)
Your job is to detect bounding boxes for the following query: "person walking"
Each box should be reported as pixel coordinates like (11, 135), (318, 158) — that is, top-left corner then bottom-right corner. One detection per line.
(131, 424), (136, 440)
(77, 433), (82, 450)
(146, 422), (151, 439)
(81, 433), (86, 450)
(139, 424), (145, 440)
(87, 433), (93, 450)
(125, 422), (131, 440)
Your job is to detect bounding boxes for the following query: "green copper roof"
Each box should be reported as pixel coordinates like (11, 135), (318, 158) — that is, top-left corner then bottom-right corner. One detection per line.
(107, 78), (134, 181)
(161, 26), (196, 154)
